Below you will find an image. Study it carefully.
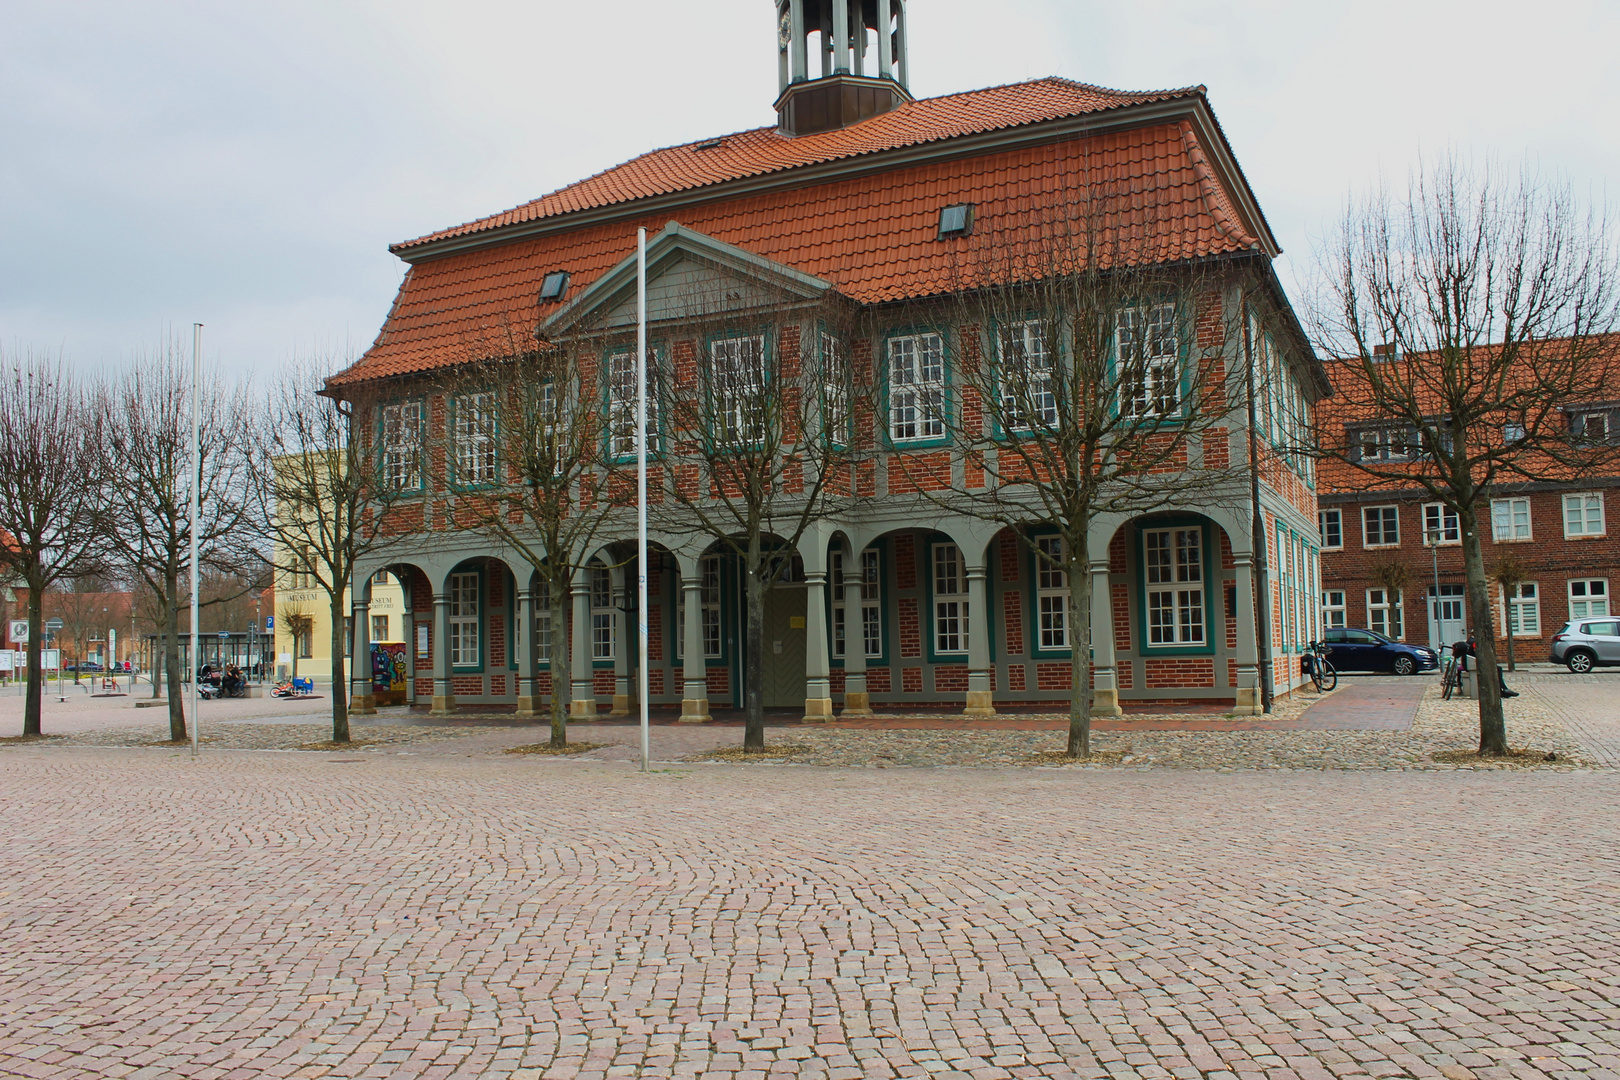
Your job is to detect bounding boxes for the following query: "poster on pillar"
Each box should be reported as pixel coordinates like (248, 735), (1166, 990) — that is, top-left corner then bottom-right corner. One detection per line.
(371, 641), (408, 705)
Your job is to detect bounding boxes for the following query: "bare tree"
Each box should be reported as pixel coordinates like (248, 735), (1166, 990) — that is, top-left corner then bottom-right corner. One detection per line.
(1488, 549), (1530, 673)
(248, 355), (424, 743)
(438, 323), (611, 748)
(276, 603), (315, 681)
(914, 212), (1258, 757)
(0, 352), (107, 735)
(1309, 155), (1620, 754)
(102, 346), (255, 740)
(652, 295), (868, 750)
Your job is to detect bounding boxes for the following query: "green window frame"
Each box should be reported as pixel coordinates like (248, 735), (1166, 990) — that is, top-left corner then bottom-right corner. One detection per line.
(447, 568), (484, 672)
(885, 329), (950, 448)
(1135, 519), (1215, 656)
(604, 343), (662, 464)
(377, 398), (425, 493)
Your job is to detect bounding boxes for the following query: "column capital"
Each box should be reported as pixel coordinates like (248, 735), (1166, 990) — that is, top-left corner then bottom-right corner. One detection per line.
(1087, 560), (1110, 576)
(805, 569), (828, 586)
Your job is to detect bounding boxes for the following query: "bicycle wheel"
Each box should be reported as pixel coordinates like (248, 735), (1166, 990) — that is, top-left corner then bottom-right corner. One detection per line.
(1442, 665), (1457, 700)
(1318, 662), (1337, 692)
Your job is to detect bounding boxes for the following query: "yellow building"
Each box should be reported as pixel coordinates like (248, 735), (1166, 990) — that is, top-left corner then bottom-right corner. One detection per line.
(272, 566), (406, 679)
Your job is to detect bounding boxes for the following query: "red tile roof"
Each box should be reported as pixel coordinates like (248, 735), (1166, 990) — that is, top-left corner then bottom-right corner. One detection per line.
(393, 78), (1203, 254)
(331, 79), (1266, 388)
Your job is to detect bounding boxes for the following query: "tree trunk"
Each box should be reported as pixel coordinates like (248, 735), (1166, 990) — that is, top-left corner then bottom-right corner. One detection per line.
(23, 577), (43, 736)
(549, 587), (568, 749)
(1066, 532), (1094, 757)
(1504, 623), (1516, 672)
(329, 593), (350, 743)
(743, 554), (765, 750)
(1460, 506), (1508, 754)
(164, 575), (187, 742)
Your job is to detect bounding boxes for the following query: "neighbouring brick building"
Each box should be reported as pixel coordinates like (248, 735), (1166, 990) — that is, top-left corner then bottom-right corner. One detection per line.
(323, 1), (1327, 717)
(1317, 354), (1620, 661)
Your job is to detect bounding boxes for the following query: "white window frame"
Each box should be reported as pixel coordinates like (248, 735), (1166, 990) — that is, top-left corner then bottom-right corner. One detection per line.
(370, 614), (389, 643)
(1568, 578), (1609, 620)
(1143, 527), (1205, 646)
(1563, 492), (1606, 538)
(1501, 581), (1541, 637)
(1322, 589), (1347, 630)
(1366, 587), (1403, 641)
(1491, 497), (1532, 542)
(1573, 410), (1611, 444)
(831, 548), (882, 659)
(1035, 536), (1068, 650)
(448, 572), (479, 668)
(453, 392), (497, 485)
(932, 543), (967, 655)
(1421, 503), (1460, 546)
(999, 320), (1057, 430)
(1117, 303), (1179, 418)
(820, 333), (849, 443)
(1357, 427), (1414, 462)
(381, 401), (423, 491)
(709, 335), (767, 447)
(607, 348), (659, 459)
(1319, 509), (1343, 550)
(1362, 505), (1400, 548)
(591, 565), (615, 661)
(534, 580), (554, 663)
(888, 332), (946, 442)
(678, 555), (724, 661)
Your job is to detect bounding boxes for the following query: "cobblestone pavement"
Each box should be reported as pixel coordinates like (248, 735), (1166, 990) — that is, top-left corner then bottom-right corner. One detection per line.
(1508, 672), (1620, 767)
(4, 742), (1620, 1080)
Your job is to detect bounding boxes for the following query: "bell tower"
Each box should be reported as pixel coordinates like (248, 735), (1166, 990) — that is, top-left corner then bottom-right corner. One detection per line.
(775, 0), (912, 137)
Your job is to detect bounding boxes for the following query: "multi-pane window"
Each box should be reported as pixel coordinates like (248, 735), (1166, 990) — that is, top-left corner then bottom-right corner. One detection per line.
(1144, 528), (1204, 646)
(820, 333), (848, 443)
(1573, 411), (1611, 444)
(449, 572), (479, 667)
(533, 580), (553, 662)
(831, 548), (881, 658)
(1367, 587), (1402, 640)
(1036, 535), (1068, 649)
(709, 335), (766, 446)
(453, 392), (496, 484)
(1492, 497), (1531, 541)
(591, 566), (615, 661)
(1117, 304), (1178, 417)
(1322, 590), (1347, 629)
(932, 543), (967, 654)
(1357, 427), (1414, 461)
(1503, 582), (1540, 636)
(381, 401), (423, 490)
(1422, 503), (1460, 545)
(1319, 509), (1343, 550)
(371, 615), (389, 642)
(1000, 320), (1057, 430)
(1569, 579), (1609, 619)
(1363, 505), (1400, 547)
(607, 348), (658, 459)
(889, 333), (946, 441)
(1564, 493), (1605, 537)
(701, 556), (722, 657)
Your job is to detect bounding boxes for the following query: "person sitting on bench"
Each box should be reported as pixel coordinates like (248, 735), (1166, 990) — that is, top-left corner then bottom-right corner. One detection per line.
(1458, 631), (1518, 698)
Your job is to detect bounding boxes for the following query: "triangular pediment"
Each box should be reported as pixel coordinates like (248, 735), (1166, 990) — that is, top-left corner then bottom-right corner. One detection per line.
(543, 222), (837, 337)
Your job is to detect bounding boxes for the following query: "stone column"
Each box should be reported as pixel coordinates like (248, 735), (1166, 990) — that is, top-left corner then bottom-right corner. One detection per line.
(803, 570), (833, 721)
(514, 586), (540, 719)
(679, 575), (710, 723)
(849, 0), (864, 76)
(963, 564), (994, 716)
(569, 571), (595, 719)
(831, 0), (848, 73)
(430, 591), (454, 716)
(349, 597), (375, 714)
(875, 0), (892, 81)
(840, 563), (872, 716)
(1089, 560), (1123, 716)
(400, 582), (415, 704)
(789, 0), (807, 82)
(609, 567), (631, 716)
(1232, 554), (1262, 715)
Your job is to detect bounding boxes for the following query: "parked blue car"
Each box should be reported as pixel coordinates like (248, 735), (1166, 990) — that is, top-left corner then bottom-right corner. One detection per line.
(1322, 628), (1440, 675)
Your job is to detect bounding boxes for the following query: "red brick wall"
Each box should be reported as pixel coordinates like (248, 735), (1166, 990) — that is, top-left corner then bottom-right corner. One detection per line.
(488, 614), (505, 669)
(1036, 662), (1070, 691)
(866, 667), (890, 693)
(933, 665), (967, 693)
(998, 529), (1020, 582)
(889, 451), (951, 494)
(1145, 657), (1215, 689)
(1112, 584), (1131, 653)
(452, 675), (482, 696)
(593, 670), (614, 696)
(649, 668), (664, 695)
(1003, 590), (1024, 656)
(894, 534), (917, 589)
(902, 667), (922, 693)
(706, 668), (729, 694)
(490, 674), (505, 696)
(1006, 663), (1025, 691)
(898, 598), (921, 657)
(648, 593), (663, 662)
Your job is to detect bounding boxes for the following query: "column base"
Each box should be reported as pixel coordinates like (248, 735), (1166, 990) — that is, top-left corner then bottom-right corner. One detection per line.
(569, 699), (598, 719)
(962, 689), (996, 716)
(840, 691), (874, 717)
(515, 695), (542, 719)
(1232, 687), (1263, 715)
(678, 698), (711, 723)
(608, 694), (631, 717)
(429, 695), (456, 717)
(802, 697), (835, 722)
(350, 692), (376, 716)
(1090, 687), (1123, 717)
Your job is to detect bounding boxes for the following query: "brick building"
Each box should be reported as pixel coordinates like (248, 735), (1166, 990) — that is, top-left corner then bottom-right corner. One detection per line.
(323, 1), (1326, 716)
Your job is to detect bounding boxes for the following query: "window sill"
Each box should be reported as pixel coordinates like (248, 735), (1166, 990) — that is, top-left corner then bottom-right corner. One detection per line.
(1362, 543), (1402, 550)
(1564, 532), (1609, 540)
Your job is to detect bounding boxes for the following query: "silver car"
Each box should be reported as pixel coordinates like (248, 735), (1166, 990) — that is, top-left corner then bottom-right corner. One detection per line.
(1550, 619), (1620, 673)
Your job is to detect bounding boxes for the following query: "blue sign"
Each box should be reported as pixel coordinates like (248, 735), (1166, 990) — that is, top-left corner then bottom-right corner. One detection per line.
(265, 616), (274, 630)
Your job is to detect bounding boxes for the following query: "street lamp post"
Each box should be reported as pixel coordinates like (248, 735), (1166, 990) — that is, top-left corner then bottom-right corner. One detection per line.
(1425, 527), (1442, 651)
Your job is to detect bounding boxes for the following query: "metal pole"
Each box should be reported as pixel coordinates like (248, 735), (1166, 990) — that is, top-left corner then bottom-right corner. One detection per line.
(636, 228), (650, 773)
(1429, 529), (1441, 651)
(190, 323), (202, 757)
(1242, 294), (1273, 712)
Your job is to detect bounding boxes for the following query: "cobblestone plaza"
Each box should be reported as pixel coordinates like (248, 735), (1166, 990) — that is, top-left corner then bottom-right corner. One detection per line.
(3, 677), (1619, 1079)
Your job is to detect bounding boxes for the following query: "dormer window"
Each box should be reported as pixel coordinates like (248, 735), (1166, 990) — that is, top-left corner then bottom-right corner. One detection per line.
(938, 203), (974, 238)
(1572, 409), (1614, 445)
(539, 271), (570, 301)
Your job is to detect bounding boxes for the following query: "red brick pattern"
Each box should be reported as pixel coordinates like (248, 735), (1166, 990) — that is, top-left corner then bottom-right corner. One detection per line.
(1002, 590), (1024, 656)
(901, 667), (923, 693)
(898, 598), (921, 658)
(1145, 657), (1215, 689)
(933, 665), (967, 693)
(537, 673), (553, 694)
(1227, 657), (1238, 688)
(1006, 664), (1025, 691)
(1112, 584), (1131, 653)
(488, 573), (503, 607)
(706, 668), (729, 695)
(998, 530), (1020, 583)
(889, 451), (952, 495)
(1036, 662), (1071, 691)
(894, 535), (917, 590)
(488, 615), (505, 669)
(489, 674), (506, 696)
(452, 675), (482, 697)
(649, 668), (664, 695)
(866, 667), (891, 693)
(648, 599), (663, 663)
(593, 671), (614, 696)
(1117, 661), (1133, 690)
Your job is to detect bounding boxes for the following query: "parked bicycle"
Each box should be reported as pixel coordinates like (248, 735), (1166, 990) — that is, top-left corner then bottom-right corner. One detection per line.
(1440, 645), (1465, 700)
(1302, 640), (1338, 692)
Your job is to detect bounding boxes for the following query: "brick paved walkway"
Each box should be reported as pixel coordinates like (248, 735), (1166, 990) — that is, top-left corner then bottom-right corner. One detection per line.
(1512, 672), (1620, 766)
(2, 747), (1618, 1079)
(1292, 676), (1428, 731)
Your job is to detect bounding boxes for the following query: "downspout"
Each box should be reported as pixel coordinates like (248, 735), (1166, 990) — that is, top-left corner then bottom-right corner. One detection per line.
(1242, 295), (1274, 712)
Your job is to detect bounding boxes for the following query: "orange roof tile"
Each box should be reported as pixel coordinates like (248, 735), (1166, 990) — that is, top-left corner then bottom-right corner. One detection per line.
(332, 80), (1265, 388)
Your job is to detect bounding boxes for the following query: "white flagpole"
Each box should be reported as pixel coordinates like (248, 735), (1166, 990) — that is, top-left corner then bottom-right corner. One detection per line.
(189, 323), (202, 758)
(636, 228), (650, 773)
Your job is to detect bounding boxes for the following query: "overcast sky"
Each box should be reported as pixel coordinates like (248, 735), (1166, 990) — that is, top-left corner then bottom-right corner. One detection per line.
(4, 0), (1615, 376)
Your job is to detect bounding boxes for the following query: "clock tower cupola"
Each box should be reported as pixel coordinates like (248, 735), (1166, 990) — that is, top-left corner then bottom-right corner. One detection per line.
(774, 0), (912, 137)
